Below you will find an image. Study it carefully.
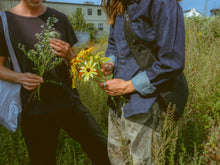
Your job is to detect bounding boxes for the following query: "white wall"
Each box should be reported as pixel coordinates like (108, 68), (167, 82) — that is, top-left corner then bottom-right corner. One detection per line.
(43, 2), (109, 33)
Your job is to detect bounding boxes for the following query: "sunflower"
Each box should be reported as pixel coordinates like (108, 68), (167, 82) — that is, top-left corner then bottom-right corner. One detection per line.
(79, 61), (98, 82)
(83, 47), (94, 55)
(70, 56), (82, 65)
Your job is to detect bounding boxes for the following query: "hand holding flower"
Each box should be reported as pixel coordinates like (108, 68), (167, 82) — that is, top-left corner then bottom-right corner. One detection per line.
(18, 16), (64, 101)
(17, 72), (44, 91)
(99, 79), (135, 96)
(101, 62), (114, 76)
(49, 39), (76, 62)
(70, 47), (129, 107)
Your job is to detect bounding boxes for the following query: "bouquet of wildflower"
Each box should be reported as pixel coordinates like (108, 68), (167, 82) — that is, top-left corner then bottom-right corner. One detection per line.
(70, 47), (128, 107)
(70, 47), (109, 88)
(18, 17), (63, 101)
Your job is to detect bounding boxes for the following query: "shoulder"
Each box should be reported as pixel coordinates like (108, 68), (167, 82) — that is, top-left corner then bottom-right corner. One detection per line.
(46, 7), (69, 22)
(154, 0), (179, 6)
(139, 0), (179, 6)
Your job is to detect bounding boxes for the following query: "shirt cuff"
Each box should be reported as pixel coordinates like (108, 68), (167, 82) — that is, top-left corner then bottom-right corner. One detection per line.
(107, 55), (115, 63)
(131, 72), (156, 96)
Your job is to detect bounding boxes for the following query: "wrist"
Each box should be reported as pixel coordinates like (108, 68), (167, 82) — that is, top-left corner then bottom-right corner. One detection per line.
(66, 55), (74, 63)
(66, 49), (76, 63)
(125, 80), (136, 93)
(13, 72), (22, 84)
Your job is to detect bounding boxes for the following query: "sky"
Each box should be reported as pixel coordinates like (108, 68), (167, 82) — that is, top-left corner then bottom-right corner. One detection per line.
(46, 0), (220, 16)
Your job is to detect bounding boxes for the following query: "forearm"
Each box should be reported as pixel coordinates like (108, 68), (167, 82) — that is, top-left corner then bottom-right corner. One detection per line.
(0, 65), (21, 83)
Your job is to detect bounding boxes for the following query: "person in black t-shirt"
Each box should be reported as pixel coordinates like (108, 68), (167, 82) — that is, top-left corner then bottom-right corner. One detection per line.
(0, 0), (110, 164)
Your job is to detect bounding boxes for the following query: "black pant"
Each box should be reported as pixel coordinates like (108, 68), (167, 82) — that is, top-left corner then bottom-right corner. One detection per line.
(21, 102), (110, 165)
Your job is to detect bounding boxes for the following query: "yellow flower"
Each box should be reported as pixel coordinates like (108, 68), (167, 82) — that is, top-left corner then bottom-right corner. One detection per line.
(70, 56), (82, 66)
(94, 51), (104, 60)
(100, 57), (111, 65)
(71, 66), (78, 88)
(79, 61), (98, 82)
(81, 47), (94, 56)
(85, 47), (94, 54)
(197, 32), (203, 38)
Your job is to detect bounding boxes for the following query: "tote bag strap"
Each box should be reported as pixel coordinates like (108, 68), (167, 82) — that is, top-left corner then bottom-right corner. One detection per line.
(0, 11), (21, 73)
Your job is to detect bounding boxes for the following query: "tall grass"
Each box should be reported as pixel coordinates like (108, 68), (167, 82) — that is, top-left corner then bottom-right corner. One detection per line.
(0, 15), (219, 164)
(153, 15), (220, 165)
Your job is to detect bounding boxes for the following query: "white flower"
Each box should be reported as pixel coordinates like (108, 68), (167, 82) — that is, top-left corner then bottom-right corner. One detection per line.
(49, 31), (60, 39)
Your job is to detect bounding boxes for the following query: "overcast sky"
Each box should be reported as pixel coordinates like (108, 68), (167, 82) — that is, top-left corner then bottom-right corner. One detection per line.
(46, 0), (220, 16)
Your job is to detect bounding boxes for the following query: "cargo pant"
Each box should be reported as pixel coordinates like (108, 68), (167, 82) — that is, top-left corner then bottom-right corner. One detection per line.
(108, 101), (163, 165)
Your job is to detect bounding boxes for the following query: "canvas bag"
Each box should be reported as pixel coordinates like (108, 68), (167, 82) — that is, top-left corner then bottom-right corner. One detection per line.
(0, 11), (22, 132)
(124, 10), (188, 119)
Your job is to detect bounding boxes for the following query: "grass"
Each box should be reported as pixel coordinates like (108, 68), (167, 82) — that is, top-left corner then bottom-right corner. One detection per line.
(0, 15), (219, 164)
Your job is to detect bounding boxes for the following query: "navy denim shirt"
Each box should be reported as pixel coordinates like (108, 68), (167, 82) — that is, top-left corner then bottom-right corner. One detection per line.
(106, 0), (185, 117)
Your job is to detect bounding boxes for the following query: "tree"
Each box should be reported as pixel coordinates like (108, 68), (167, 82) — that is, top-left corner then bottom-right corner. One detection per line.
(68, 9), (98, 42)
(68, 9), (91, 32)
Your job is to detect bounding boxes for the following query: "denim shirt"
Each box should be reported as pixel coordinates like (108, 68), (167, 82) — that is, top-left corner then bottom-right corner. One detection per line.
(106, 0), (185, 117)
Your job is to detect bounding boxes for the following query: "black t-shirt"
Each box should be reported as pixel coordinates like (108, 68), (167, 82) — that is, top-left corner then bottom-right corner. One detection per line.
(0, 7), (81, 115)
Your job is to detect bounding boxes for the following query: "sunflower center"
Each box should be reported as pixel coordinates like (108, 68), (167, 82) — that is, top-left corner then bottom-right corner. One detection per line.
(86, 68), (91, 72)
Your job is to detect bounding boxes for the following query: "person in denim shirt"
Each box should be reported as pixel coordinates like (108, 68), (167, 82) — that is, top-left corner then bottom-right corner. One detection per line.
(99, 0), (185, 164)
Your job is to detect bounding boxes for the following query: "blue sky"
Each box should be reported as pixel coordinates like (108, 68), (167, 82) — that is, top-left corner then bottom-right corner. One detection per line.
(46, 0), (220, 16)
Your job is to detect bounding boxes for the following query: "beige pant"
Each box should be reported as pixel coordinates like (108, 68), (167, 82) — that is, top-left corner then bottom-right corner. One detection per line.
(108, 101), (162, 165)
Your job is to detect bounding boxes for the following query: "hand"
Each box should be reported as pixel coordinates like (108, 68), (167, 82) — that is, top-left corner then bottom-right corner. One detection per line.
(99, 79), (135, 96)
(17, 73), (44, 90)
(49, 38), (75, 62)
(101, 62), (114, 76)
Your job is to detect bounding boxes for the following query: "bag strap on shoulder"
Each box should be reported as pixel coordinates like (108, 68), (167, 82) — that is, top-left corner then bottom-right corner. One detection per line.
(0, 11), (21, 73)
(124, 9), (157, 70)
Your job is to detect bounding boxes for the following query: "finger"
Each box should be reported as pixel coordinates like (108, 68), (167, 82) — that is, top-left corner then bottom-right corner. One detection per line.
(23, 85), (38, 91)
(101, 67), (105, 73)
(50, 38), (68, 45)
(99, 82), (106, 90)
(106, 64), (113, 71)
(50, 43), (64, 53)
(23, 81), (41, 87)
(51, 49), (64, 58)
(103, 70), (112, 76)
(24, 78), (43, 84)
(24, 73), (44, 82)
(105, 90), (115, 96)
(50, 39), (70, 51)
(98, 82), (103, 88)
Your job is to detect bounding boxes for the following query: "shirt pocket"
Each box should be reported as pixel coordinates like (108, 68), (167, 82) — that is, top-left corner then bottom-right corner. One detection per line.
(131, 21), (155, 44)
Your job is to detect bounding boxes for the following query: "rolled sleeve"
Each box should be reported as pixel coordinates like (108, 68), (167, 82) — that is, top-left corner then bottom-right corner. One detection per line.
(131, 71), (156, 95)
(107, 55), (115, 63)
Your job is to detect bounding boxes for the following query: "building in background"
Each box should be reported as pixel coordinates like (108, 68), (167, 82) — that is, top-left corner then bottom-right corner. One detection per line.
(184, 8), (204, 17)
(0, 0), (109, 33)
(0, 0), (19, 11)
